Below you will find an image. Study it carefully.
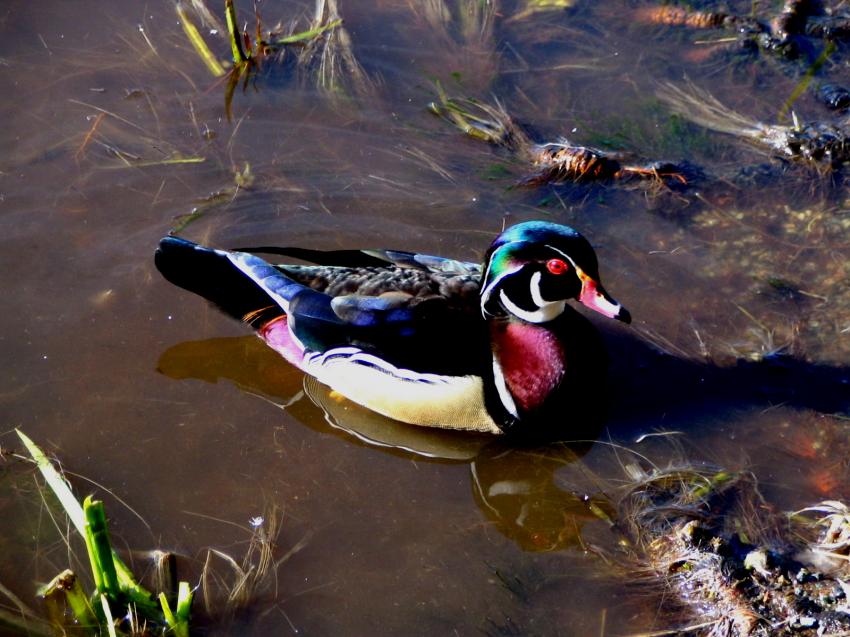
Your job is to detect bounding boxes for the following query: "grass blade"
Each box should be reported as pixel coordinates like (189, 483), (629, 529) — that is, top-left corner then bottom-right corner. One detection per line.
(100, 594), (118, 637)
(16, 429), (85, 535)
(177, 2), (226, 77)
(158, 580), (193, 637)
(777, 41), (836, 122)
(272, 18), (342, 44)
(159, 591), (177, 626)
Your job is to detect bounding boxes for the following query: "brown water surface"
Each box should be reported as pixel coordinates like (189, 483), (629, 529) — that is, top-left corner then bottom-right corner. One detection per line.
(2, 0), (849, 634)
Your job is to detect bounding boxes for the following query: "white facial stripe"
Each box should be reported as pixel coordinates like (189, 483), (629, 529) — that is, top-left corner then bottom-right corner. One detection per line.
(544, 244), (579, 270)
(481, 240), (531, 316)
(483, 243), (583, 321)
(499, 288), (565, 323)
(492, 355), (519, 418)
(529, 271), (548, 306)
(480, 262), (524, 316)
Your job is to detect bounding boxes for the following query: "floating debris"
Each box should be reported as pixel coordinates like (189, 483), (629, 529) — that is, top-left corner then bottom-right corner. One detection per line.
(428, 91), (522, 146)
(525, 142), (622, 183)
(795, 499), (850, 566)
(421, 0), (497, 43)
(634, 5), (757, 31)
(632, 0), (850, 60)
(524, 142), (691, 186)
(295, 0), (376, 98)
(659, 81), (850, 167)
(430, 88), (692, 188)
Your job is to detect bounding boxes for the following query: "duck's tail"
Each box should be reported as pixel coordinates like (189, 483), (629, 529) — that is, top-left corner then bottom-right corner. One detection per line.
(155, 236), (287, 328)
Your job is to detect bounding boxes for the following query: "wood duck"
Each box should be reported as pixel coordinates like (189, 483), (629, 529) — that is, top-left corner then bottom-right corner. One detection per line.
(155, 221), (631, 436)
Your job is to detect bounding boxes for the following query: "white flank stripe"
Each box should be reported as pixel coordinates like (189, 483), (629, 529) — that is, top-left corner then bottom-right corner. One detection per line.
(307, 347), (447, 384)
(347, 352), (448, 383)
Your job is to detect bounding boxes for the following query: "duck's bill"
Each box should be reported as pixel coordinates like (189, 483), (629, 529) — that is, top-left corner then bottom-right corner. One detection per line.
(578, 277), (631, 324)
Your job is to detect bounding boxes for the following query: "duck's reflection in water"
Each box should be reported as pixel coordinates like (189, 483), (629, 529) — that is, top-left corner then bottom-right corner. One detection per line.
(470, 444), (614, 552)
(157, 335), (616, 551)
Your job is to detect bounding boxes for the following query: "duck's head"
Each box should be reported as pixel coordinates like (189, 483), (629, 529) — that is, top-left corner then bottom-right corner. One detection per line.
(480, 221), (630, 324)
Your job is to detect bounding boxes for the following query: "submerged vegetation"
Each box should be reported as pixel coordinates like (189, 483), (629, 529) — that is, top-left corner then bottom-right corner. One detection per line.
(178, 0), (375, 118)
(616, 465), (850, 636)
(634, 0), (850, 59)
(659, 81), (850, 168)
(429, 86), (695, 188)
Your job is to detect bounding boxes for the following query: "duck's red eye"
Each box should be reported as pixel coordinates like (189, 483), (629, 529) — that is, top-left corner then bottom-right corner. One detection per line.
(546, 258), (569, 275)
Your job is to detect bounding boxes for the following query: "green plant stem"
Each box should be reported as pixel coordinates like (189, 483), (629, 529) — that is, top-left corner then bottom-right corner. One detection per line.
(176, 581), (194, 625)
(225, 0), (251, 62)
(159, 590), (193, 637)
(83, 497), (120, 598)
(778, 41), (836, 122)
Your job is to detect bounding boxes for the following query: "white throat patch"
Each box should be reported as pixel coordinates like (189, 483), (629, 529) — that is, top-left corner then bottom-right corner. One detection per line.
(499, 271), (565, 323)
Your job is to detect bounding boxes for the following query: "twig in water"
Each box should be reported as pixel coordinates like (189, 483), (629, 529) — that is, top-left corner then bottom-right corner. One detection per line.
(74, 112), (105, 162)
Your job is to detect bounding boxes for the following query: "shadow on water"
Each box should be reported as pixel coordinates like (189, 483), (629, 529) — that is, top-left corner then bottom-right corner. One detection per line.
(157, 322), (850, 553)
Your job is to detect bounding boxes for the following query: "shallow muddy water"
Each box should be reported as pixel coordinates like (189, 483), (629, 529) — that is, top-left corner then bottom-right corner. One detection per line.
(1, 0), (850, 634)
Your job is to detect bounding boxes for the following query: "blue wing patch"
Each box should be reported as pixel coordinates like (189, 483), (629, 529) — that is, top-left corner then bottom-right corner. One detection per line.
(331, 293), (416, 327)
